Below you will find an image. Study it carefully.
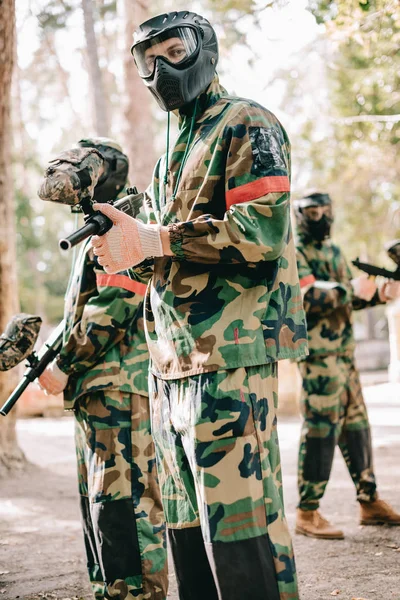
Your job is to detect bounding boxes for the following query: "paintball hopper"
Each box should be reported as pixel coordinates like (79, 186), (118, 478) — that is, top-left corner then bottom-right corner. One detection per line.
(38, 147), (105, 207)
(0, 314), (42, 372)
(38, 138), (129, 208)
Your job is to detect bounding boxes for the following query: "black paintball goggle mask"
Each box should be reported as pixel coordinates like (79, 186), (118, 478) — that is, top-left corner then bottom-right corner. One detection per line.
(131, 11), (218, 112)
(294, 192), (333, 242)
(38, 137), (129, 211)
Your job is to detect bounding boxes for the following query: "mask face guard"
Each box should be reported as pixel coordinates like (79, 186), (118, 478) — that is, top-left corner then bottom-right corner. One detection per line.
(131, 25), (200, 80)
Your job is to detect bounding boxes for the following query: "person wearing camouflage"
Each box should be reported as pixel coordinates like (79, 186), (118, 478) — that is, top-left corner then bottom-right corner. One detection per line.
(294, 191), (400, 540)
(91, 12), (308, 600)
(38, 139), (168, 600)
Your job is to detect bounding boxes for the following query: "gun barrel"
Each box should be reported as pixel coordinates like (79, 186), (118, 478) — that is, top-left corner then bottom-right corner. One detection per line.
(352, 259), (400, 281)
(0, 322), (64, 417)
(59, 213), (112, 250)
(0, 373), (35, 416)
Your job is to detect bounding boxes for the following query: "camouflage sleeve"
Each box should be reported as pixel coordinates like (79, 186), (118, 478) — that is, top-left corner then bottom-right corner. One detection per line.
(56, 261), (151, 376)
(297, 248), (352, 316)
(168, 105), (291, 264)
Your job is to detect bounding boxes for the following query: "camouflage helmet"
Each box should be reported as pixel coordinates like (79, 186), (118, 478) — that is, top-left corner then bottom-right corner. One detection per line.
(294, 191), (332, 210)
(0, 314), (42, 372)
(38, 137), (129, 207)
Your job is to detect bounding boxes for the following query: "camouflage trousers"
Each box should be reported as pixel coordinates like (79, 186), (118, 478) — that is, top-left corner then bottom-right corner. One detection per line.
(298, 354), (377, 510)
(74, 390), (168, 600)
(150, 363), (299, 600)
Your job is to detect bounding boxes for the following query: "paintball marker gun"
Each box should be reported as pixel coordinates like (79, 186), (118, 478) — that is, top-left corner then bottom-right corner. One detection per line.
(58, 187), (144, 250)
(38, 138), (143, 251)
(352, 239), (400, 281)
(0, 315), (64, 416)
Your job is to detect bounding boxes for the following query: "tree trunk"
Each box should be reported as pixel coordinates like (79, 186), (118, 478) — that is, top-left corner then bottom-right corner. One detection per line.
(122, 0), (157, 192)
(0, 0), (25, 475)
(82, 0), (110, 136)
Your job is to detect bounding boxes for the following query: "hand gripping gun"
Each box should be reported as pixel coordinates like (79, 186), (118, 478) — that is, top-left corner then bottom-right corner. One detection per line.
(352, 240), (400, 281)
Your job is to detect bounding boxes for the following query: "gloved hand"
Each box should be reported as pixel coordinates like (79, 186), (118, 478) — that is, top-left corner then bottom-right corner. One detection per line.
(379, 280), (400, 302)
(351, 275), (377, 301)
(91, 203), (163, 273)
(38, 359), (69, 395)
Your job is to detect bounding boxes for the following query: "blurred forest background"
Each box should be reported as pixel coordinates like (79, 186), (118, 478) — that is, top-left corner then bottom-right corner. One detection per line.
(9, 0), (400, 322)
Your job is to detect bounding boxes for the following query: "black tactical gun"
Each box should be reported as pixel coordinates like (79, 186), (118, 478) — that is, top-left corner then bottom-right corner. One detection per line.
(351, 259), (400, 281)
(0, 319), (64, 416)
(58, 187), (144, 250)
(352, 240), (400, 281)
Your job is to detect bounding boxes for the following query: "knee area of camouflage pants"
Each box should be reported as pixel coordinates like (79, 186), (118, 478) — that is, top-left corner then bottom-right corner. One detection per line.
(298, 355), (376, 509)
(74, 390), (168, 600)
(149, 364), (299, 600)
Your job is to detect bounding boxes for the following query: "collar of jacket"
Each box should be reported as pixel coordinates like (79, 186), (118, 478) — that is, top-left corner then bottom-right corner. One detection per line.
(174, 75), (227, 129)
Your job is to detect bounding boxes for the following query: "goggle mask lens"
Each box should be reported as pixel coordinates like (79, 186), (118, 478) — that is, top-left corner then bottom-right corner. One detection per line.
(132, 26), (199, 78)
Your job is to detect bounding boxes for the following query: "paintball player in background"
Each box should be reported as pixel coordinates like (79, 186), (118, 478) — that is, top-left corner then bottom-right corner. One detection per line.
(294, 191), (400, 540)
(91, 11), (308, 600)
(38, 138), (168, 600)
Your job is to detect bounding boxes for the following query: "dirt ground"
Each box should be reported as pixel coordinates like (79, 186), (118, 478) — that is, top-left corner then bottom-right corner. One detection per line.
(0, 382), (399, 600)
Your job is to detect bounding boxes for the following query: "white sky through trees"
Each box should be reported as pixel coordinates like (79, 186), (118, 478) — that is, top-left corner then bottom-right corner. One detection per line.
(15, 0), (321, 160)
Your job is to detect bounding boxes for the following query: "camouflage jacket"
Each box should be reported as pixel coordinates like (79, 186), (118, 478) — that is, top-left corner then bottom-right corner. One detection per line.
(140, 78), (308, 379)
(296, 236), (384, 358)
(56, 239), (151, 409)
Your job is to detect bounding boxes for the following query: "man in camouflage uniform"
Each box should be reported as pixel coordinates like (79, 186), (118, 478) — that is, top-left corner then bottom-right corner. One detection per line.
(294, 191), (400, 539)
(91, 12), (308, 600)
(38, 138), (168, 600)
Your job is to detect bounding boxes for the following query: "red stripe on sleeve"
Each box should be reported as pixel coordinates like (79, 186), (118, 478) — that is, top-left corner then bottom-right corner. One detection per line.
(226, 175), (290, 209)
(299, 274), (316, 288)
(96, 273), (148, 296)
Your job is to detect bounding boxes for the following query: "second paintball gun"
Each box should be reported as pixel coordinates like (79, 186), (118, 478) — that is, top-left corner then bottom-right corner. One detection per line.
(352, 240), (400, 281)
(0, 316), (64, 416)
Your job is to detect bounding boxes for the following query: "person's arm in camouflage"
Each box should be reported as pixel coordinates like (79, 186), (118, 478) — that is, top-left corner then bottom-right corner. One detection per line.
(296, 248), (353, 316)
(92, 109), (291, 270)
(56, 251), (151, 377)
(166, 107), (291, 264)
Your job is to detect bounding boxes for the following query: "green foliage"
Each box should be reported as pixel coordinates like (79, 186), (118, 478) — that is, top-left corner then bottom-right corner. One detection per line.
(282, 0), (399, 275)
(37, 0), (76, 32)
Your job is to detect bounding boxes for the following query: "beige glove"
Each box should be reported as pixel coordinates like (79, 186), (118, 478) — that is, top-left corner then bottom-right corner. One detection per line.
(351, 275), (377, 301)
(38, 359), (69, 395)
(379, 280), (400, 302)
(91, 203), (163, 273)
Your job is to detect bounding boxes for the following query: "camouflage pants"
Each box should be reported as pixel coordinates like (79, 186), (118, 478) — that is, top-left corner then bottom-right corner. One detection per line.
(74, 390), (168, 600)
(150, 363), (299, 600)
(298, 355), (377, 510)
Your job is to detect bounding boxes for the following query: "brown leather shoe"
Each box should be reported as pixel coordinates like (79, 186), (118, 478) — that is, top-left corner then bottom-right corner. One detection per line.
(295, 509), (345, 539)
(360, 498), (400, 526)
